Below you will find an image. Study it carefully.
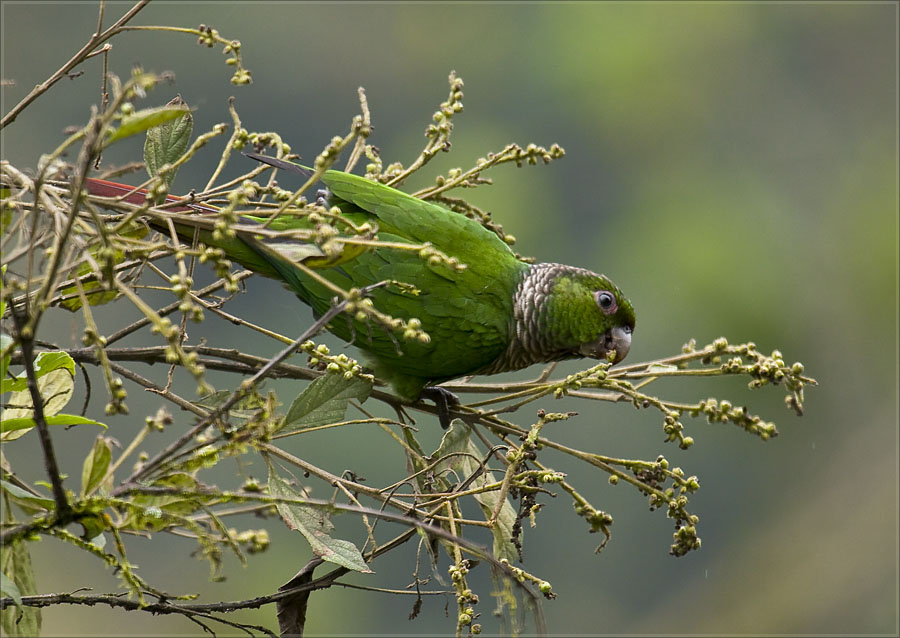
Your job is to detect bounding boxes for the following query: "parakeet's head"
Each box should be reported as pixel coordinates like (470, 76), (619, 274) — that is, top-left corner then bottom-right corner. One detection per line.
(576, 285), (635, 364)
(536, 265), (635, 366)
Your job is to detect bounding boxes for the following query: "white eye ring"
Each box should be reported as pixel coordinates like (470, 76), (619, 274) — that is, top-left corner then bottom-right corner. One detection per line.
(595, 291), (617, 314)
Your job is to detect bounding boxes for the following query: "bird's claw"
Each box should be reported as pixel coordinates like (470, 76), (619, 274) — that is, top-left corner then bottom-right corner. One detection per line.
(419, 386), (460, 429)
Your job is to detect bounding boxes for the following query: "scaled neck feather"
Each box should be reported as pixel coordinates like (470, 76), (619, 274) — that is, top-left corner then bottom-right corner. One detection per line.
(479, 262), (594, 374)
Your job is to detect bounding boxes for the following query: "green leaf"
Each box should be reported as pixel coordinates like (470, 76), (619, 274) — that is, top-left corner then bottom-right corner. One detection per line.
(144, 95), (192, 191)
(78, 514), (108, 543)
(0, 265), (7, 322)
(0, 200), (12, 236)
(0, 334), (15, 394)
(1, 414), (107, 435)
(195, 390), (233, 408)
(1, 350), (74, 397)
(58, 263), (118, 311)
(267, 468), (372, 573)
(194, 386), (271, 421)
(433, 420), (519, 563)
(58, 223), (147, 311)
(0, 538), (41, 636)
(282, 373), (372, 432)
(0, 571), (21, 606)
(105, 104), (193, 146)
(33, 351), (75, 379)
(81, 436), (113, 497)
(129, 473), (205, 531)
(0, 376), (26, 395)
(2, 353), (77, 441)
(0, 480), (54, 512)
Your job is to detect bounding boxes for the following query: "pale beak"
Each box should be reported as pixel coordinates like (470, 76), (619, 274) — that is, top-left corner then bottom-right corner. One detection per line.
(608, 325), (632, 363)
(581, 325), (632, 364)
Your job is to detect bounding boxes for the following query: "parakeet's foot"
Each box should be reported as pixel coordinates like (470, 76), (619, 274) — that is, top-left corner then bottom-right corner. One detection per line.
(419, 386), (461, 429)
(315, 188), (329, 207)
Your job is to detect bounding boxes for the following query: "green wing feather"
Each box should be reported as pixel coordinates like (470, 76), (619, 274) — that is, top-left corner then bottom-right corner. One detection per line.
(242, 168), (528, 399)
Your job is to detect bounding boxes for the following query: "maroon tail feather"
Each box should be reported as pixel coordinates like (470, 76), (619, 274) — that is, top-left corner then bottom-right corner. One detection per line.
(84, 178), (219, 214)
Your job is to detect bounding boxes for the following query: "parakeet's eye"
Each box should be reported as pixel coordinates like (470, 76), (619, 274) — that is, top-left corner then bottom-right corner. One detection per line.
(595, 290), (617, 314)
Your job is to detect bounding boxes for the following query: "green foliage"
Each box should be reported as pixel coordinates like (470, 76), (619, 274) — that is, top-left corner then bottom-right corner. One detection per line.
(80, 436), (113, 498)
(0, 482), (56, 514)
(0, 534), (40, 637)
(143, 96), (193, 192)
(105, 103), (193, 147)
(267, 467), (371, 574)
(1, 350), (107, 442)
(433, 421), (519, 564)
(281, 371), (373, 432)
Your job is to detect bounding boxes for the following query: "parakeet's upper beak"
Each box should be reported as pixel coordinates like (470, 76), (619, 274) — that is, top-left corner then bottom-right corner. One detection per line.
(581, 325), (632, 364)
(608, 325), (632, 363)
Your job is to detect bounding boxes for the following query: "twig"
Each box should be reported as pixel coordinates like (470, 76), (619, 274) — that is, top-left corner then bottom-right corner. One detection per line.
(0, 592), (276, 637)
(0, 0), (151, 129)
(115, 286), (377, 488)
(104, 270), (254, 345)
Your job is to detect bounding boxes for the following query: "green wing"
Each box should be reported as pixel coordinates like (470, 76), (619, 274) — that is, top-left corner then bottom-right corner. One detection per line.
(321, 170), (516, 273)
(245, 169), (528, 399)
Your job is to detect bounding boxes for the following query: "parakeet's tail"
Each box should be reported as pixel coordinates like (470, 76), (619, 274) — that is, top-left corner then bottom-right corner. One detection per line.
(81, 176), (368, 306)
(83, 177), (220, 215)
(82, 177), (307, 283)
(243, 152), (314, 180)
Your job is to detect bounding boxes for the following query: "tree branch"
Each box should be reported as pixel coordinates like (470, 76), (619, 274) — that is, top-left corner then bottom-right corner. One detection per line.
(0, 0), (151, 129)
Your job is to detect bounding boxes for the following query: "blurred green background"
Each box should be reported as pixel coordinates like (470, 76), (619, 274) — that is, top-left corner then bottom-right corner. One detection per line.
(1, 1), (896, 635)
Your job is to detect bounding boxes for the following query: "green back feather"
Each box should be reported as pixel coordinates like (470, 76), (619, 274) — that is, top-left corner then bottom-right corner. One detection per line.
(239, 169), (529, 399)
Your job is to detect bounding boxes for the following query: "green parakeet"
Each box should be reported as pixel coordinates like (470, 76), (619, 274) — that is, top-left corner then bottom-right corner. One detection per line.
(84, 154), (635, 418)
